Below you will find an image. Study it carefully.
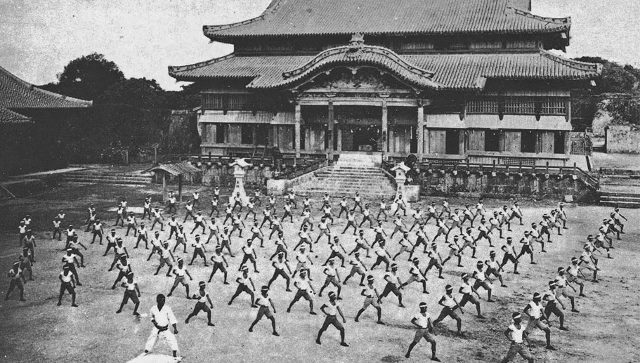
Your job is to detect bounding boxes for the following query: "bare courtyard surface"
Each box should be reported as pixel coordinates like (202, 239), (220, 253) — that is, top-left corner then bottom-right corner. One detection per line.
(0, 184), (639, 363)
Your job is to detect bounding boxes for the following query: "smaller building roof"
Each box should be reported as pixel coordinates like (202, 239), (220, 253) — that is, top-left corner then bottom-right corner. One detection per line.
(0, 107), (32, 124)
(146, 161), (201, 176)
(203, 0), (570, 40)
(0, 65), (92, 110)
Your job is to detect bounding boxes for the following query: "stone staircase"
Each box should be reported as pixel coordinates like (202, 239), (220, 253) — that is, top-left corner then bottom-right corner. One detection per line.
(60, 168), (153, 186)
(291, 153), (396, 198)
(598, 170), (640, 208)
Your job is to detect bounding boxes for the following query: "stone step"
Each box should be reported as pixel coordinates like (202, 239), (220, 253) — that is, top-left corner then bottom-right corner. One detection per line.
(61, 176), (152, 183)
(600, 201), (640, 209)
(600, 195), (640, 202)
(600, 191), (640, 198)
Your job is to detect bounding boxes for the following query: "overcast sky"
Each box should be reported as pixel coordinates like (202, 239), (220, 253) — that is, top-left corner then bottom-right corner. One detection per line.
(1, 0), (638, 91)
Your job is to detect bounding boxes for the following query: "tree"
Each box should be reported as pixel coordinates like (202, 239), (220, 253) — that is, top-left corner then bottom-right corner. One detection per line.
(574, 56), (639, 95)
(98, 78), (167, 109)
(56, 53), (125, 101)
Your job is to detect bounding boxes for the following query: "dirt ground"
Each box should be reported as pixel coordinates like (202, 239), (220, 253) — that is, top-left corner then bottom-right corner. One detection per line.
(0, 184), (639, 363)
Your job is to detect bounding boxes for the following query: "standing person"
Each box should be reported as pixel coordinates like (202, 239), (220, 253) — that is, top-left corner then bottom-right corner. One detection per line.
(219, 226), (234, 257)
(210, 196), (220, 218)
(228, 265), (257, 307)
(208, 247), (230, 284)
(394, 193), (407, 216)
(377, 263), (404, 307)
(405, 302), (440, 361)
(189, 235), (208, 266)
(223, 203), (234, 225)
(566, 258), (586, 297)
(555, 267), (580, 312)
(260, 207), (273, 229)
(185, 281), (215, 327)
(111, 255), (132, 290)
(104, 229), (118, 256)
(113, 204), (124, 227)
(389, 215), (406, 239)
(431, 218), (449, 243)
(282, 202), (294, 223)
(318, 259), (342, 299)
(116, 273), (141, 316)
(359, 204), (373, 228)
(351, 192), (363, 213)
(67, 236), (87, 268)
(316, 291), (349, 346)
(172, 225), (188, 253)
(61, 249), (82, 286)
(523, 292), (555, 350)
(458, 273), (485, 318)
(146, 231), (163, 261)
(166, 192), (178, 215)
(370, 240), (392, 272)
(292, 246), (314, 280)
(315, 218), (332, 244)
(191, 212), (206, 235)
(372, 222), (387, 247)
(141, 294), (180, 360)
(499, 237), (520, 274)
(167, 216), (179, 240)
(472, 261), (494, 302)
(108, 239), (130, 272)
(134, 223), (149, 249)
(424, 243), (445, 279)
(432, 284), (464, 336)
(52, 217), (62, 241)
(21, 230), (37, 263)
(154, 242), (176, 277)
(424, 202), (438, 224)
(323, 237), (347, 267)
(57, 265), (78, 307)
(268, 215), (281, 239)
(142, 195), (152, 220)
(509, 202), (524, 226)
(267, 252), (292, 291)
(287, 269), (317, 314)
(543, 281), (569, 331)
(206, 217), (220, 245)
(400, 258), (428, 294)
(342, 210), (358, 235)
(392, 232), (414, 261)
(516, 233), (536, 265)
(499, 313), (534, 363)
(342, 252), (367, 286)
(125, 213), (138, 237)
(238, 239), (259, 273)
(192, 191), (200, 209)
(151, 208), (164, 231)
(294, 225), (313, 252)
(321, 203), (334, 224)
(485, 252), (507, 287)
(5, 261), (26, 302)
(354, 275), (383, 324)
(249, 286), (280, 336)
(376, 198), (388, 222)
(441, 239), (463, 268)
(244, 198), (257, 220)
(299, 208), (314, 231)
(167, 259), (193, 298)
(349, 229), (371, 258)
(183, 201), (196, 223)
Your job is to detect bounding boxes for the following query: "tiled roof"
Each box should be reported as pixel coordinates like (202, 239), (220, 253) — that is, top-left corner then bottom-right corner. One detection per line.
(0, 65), (92, 110)
(204, 0), (570, 40)
(169, 50), (601, 90)
(146, 161), (201, 176)
(0, 107), (31, 124)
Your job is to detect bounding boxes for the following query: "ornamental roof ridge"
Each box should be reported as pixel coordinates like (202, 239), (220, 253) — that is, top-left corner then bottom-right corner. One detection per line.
(281, 41), (435, 80)
(539, 50), (603, 74)
(202, 0), (283, 35)
(509, 7), (571, 27)
(168, 53), (237, 75)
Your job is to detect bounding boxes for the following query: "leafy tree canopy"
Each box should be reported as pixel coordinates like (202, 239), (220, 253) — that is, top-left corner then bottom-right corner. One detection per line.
(56, 53), (125, 101)
(574, 56), (640, 95)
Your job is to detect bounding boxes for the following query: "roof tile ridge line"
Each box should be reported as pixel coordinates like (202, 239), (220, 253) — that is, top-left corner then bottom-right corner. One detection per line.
(0, 107), (32, 121)
(281, 44), (436, 79)
(539, 50), (602, 73)
(169, 53), (237, 74)
(508, 6), (571, 26)
(203, 0), (283, 34)
(0, 64), (92, 106)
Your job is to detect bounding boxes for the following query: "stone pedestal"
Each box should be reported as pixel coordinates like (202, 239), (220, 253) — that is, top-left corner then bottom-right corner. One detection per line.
(229, 158), (252, 205)
(391, 162), (419, 203)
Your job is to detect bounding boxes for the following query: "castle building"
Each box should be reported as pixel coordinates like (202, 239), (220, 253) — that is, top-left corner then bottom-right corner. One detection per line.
(169, 0), (601, 166)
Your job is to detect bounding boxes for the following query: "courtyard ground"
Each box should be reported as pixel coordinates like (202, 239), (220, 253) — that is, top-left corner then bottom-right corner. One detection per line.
(0, 183), (639, 363)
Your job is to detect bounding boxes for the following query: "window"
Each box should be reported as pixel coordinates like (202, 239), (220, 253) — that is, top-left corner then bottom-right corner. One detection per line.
(240, 125), (254, 145)
(485, 130), (500, 152)
(467, 97), (567, 116)
(554, 132), (566, 154)
(215, 124), (227, 144)
(228, 94), (251, 110)
(521, 131), (537, 153)
(255, 124), (269, 146)
(445, 130), (460, 154)
(202, 94), (224, 110)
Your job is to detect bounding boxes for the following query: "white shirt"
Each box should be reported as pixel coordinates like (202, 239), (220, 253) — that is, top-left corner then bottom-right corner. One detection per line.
(414, 313), (431, 328)
(509, 324), (526, 343)
(324, 302), (339, 315)
(150, 304), (177, 327)
(528, 301), (543, 319)
(60, 271), (73, 283)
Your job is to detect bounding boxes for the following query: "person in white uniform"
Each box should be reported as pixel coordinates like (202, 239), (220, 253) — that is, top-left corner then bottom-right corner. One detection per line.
(142, 294), (180, 360)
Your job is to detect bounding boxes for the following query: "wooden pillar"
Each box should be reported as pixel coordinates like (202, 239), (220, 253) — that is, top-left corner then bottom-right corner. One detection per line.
(327, 102), (334, 159)
(337, 127), (342, 152)
(417, 104), (424, 159)
(294, 103), (301, 158)
(178, 174), (183, 202)
(381, 100), (388, 155)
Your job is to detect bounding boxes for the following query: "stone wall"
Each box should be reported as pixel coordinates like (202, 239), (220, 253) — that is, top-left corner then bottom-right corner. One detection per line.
(419, 170), (596, 202)
(606, 125), (640, 154)
(156, 164), (274, 191)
